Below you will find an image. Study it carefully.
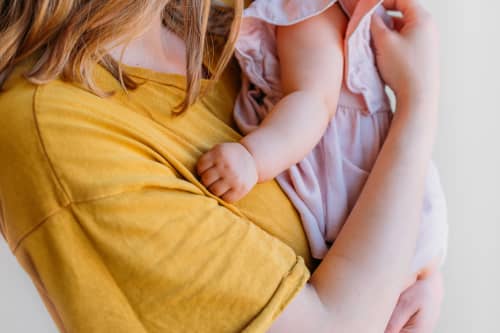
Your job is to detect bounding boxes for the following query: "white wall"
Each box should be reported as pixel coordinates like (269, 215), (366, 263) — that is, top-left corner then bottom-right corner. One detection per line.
(0, 241), (57, 332)
(425, 0), (500, 332)
(0, 1), (498, 332)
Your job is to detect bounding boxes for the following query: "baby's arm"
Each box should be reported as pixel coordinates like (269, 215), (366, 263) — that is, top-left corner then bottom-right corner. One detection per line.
(197, 4), (347, 202)
(242, 4), (347, 181)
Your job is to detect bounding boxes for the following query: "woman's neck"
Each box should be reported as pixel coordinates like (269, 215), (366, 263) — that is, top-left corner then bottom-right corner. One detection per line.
(109, 12), (187, 75)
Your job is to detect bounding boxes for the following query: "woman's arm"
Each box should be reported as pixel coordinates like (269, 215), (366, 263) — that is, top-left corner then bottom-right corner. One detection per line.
(269, 0), (442, 332)
(270, 86), (438, 333)
(196, 4), (346, 202)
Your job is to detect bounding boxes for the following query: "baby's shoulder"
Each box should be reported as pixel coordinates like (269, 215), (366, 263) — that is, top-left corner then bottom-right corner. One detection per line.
(243, 0), (342, 25)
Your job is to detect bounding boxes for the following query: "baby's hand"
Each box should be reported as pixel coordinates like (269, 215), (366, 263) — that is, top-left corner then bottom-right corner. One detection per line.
(196, 142), (258, 203)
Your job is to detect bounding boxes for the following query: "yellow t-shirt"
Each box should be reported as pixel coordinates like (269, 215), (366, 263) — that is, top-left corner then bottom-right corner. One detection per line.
(0, 58), (313, 333)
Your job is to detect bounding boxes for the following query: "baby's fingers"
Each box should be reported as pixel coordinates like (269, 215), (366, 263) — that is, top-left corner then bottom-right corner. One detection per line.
(221, 189), (243, 204)
(200, 168), (221, 188)
(209, 180), (232, 197)
(197, 151), (216, 175)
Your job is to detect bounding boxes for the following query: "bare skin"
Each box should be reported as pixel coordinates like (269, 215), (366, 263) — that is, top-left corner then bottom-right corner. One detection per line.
(268, 1), (443, 331)
(111, 0), (444, 331)
(197, 4), (346, 202)
(108, 11), (187, 75)
(198, 1), (440, 330)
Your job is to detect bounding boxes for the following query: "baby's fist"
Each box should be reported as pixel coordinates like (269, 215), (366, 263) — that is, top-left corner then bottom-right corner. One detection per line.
(196, 142), (258, 203)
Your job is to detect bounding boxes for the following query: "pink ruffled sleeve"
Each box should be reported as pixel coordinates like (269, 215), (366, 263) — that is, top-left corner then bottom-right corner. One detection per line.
(235, 0), (391, 115)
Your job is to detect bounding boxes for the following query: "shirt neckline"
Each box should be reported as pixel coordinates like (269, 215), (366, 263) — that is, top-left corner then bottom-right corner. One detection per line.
(121, 63), (211, 90)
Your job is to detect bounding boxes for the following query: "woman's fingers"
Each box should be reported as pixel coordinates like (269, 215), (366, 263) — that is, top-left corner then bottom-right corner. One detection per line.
(381, 0), (420, 16)
(371, 13), (398, 59)
(385, 272), (444, 333)
(391, 16), (405, 31)
(382, 0), (432, 27)
(371, 12), (393, 39)
(385, 285), (420, 333)
(370, 0), (439, 102)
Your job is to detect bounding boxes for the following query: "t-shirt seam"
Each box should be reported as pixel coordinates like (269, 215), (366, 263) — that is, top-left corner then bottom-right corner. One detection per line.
(14, 196), (309, 333)
(12, 205), (69, 253)
(29, 82), (188, 206)
(12, 186), (200, 253)
(13, 203), (150, 333)
(32, 85), (73, 205)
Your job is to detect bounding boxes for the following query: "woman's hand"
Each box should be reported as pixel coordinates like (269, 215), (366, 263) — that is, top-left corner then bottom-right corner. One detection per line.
(371, 0), (440, 104)
(370, 2), (444, 332)
(385, 271), (444, 333)
(266, 2), (444, 331)
(197, 142), (258, 203)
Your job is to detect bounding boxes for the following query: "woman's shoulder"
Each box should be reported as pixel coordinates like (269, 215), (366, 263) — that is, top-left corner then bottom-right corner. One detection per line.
(2, 65), (183, 194)
(0, 63), (82, 198)
(0, 64), (76, 251)
(0, 64), (183, 247)
(0, 63), (120, 141)
(0, 62), (313, 267)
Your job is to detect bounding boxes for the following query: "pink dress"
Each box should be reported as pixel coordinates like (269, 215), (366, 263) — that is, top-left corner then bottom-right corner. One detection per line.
(234, 0), (448, 272)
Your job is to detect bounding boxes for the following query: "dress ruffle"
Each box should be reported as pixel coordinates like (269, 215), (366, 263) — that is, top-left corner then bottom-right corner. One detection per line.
(236, 0), (391, 115)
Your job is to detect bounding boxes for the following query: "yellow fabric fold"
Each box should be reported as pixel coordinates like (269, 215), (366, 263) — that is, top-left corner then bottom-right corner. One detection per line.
(0, 58), (312, 332)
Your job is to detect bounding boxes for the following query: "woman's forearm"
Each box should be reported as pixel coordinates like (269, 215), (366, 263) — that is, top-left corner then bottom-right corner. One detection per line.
(309, 96), (438, 332)
(269, 2), (443, 331)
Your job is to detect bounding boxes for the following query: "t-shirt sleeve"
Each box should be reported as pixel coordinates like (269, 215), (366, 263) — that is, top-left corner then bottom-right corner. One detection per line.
(14, 184), (310, 333)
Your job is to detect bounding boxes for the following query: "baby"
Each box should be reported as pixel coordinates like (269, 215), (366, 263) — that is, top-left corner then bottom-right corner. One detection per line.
(197, 0), (448, 284)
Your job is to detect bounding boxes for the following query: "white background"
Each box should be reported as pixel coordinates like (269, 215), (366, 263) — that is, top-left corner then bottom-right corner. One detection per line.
(428, 0), (500, 332)
(1, 0), (499, 332)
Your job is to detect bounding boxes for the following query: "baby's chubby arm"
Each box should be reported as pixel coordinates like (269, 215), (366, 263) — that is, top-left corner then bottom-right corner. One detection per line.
(197, 4), (348, 203)
(243, 3), (347, 181)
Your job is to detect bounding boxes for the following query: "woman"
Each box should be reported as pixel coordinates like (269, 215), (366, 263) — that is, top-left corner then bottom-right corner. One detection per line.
(0, 0), (443, 332)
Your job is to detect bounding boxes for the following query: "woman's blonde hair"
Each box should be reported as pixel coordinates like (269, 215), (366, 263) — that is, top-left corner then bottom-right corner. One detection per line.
(0, 0), (244, 113)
